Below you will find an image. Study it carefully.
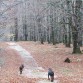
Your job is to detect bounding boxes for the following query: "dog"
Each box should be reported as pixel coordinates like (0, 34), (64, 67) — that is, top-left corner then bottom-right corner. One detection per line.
(19, 64), (24, 74)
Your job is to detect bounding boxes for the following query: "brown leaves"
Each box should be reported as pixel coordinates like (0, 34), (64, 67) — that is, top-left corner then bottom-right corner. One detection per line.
(0, 42), (83, 83)
(18, 41), (83, 83)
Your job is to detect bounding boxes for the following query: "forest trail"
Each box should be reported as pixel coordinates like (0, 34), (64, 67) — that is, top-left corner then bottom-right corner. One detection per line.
(7, 42), (58, 83)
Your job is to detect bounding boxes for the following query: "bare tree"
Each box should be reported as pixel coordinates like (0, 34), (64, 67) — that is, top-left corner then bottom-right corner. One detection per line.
(71, 0), (82, 53)
(14, 18), (18, 41)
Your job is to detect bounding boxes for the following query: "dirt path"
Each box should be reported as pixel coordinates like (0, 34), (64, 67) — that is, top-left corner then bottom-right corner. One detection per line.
(7, 42), (58, 83)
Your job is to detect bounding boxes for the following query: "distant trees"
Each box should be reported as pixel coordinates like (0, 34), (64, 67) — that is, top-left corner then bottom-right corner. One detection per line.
(62, 0), (82, 53)
(9, 0), (83, 53)
(61, 0), (82, 53)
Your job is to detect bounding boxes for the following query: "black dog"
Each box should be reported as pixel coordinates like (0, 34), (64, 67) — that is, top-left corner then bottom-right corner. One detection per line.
(19, 64), (24, 74)
(48, 68), (54, 82)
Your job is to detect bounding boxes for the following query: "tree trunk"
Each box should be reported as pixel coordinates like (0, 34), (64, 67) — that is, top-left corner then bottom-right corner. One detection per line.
(72, 0), (82, 54)
(72, 31), (81, 53)
(40, 34), (44, 44)
(67, 26), (71, 47)
(14, 18), (18, 41)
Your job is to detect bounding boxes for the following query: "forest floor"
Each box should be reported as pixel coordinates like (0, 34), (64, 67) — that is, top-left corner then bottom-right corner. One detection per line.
(0, 41), (83, 83)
